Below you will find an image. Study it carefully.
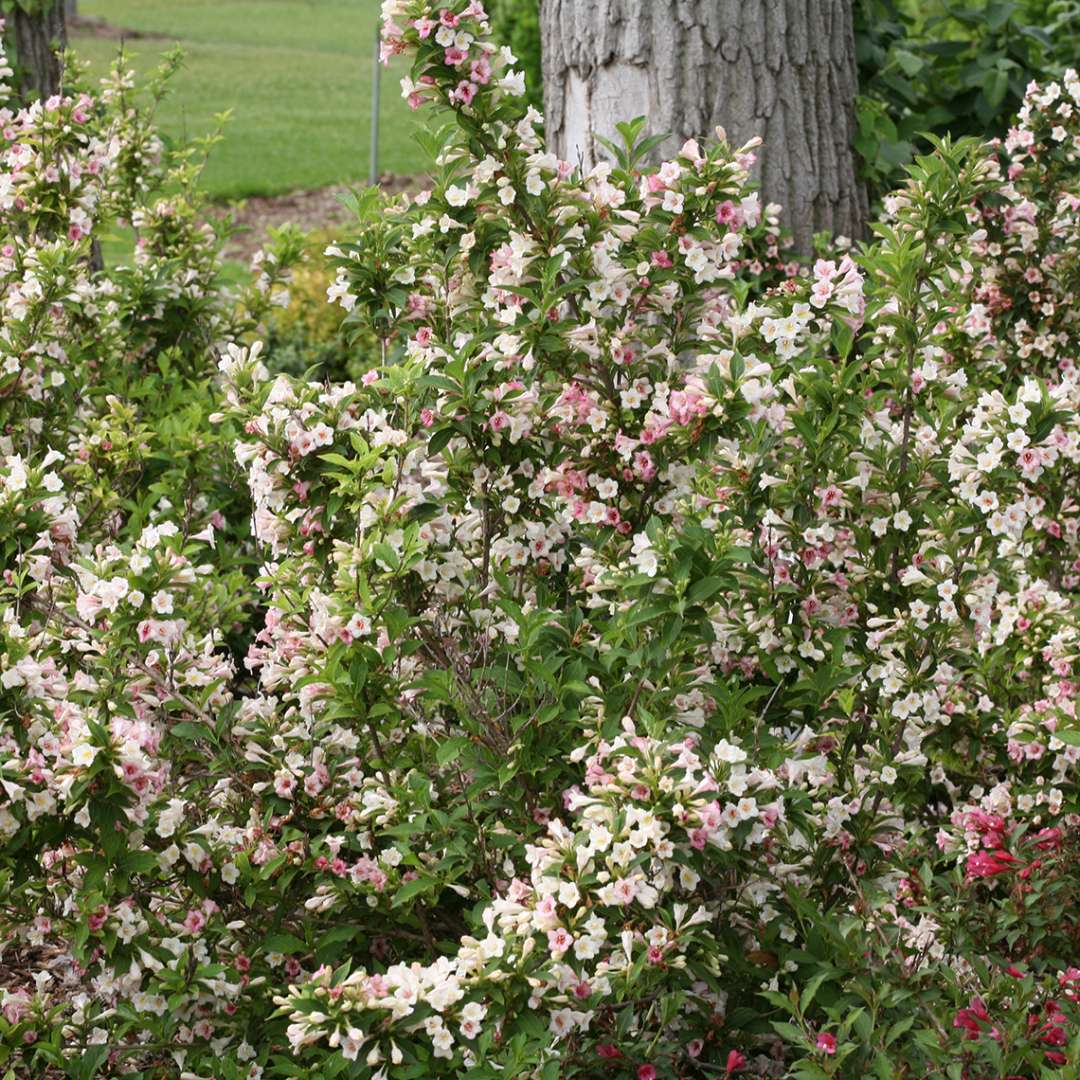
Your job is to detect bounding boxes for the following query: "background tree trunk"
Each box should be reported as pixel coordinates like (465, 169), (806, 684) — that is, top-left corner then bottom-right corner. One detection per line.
(540, 0), (868, 255)
(66, 0), (77, 18)
(13, 1), (68, 103)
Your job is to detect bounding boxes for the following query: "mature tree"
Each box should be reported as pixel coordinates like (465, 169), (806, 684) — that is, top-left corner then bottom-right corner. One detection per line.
(10, 0), (68, 102)
(540, 0), (868, 254)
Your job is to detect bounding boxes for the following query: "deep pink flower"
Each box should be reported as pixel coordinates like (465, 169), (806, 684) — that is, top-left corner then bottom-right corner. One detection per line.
(954, 1008), (983, 1039)
(815, 1033), (837, 1054)
(966, 849), (1020, 880)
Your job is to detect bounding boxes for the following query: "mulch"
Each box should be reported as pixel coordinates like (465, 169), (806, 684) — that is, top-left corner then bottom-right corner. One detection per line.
(218, 175), (422, 261)
(69, 14), (169, 40)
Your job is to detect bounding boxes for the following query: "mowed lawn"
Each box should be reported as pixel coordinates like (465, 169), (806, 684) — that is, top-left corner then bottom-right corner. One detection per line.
(71, 0), (425, 199)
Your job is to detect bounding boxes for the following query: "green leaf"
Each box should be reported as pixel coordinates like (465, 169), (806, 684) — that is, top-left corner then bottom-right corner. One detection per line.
(391, 875), (434, 908)
(436, 737), (471, 766)
(69, 1045), (111, 1080)
(264, 932), (307, 953)
(985, 1), (1018, 31)
(799, 970), (834, 1014)
(687, 576), (725, 603)
(170, 722), (209, 741)
(373, 542), (400, 571)
(771, 1020), (807, 1042)
(893, 49), (924, 77)
(316, 925), (360, 956)
(982, 67), (1010, 110)
(427, 427), (455, 456)
(885, 1014), (916, 1046)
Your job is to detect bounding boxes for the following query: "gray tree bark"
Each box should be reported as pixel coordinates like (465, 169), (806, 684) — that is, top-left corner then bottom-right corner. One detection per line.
(13, 1), (68, 103)
(540, 0), (868, 255)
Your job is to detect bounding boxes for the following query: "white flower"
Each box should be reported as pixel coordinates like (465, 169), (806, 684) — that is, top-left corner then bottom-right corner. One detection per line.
(635, 548), (659, 577)
(151, 591), (174, 614)
(498, 70), (526, 96)
(662, 189), (685, 214)
(4, 455), (28, 492)
(549, 1008), (576, 1037)
(72, 742), (97, 768)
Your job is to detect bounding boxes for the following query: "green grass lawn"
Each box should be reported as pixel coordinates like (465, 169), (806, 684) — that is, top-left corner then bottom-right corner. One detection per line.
(71, 0), (425, 200)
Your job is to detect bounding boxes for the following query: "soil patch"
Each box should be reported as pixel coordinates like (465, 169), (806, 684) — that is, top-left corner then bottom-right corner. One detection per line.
(219, 175), (421, 262)
(69, 15), (170, 41)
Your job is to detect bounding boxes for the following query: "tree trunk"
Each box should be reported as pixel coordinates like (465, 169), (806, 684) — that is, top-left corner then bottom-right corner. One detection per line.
(13, 1), (68, 103)
(540, 0), (868, 255)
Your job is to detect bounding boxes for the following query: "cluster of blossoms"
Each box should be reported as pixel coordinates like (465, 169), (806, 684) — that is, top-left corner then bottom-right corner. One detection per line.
(4, 3), (1080, 1078)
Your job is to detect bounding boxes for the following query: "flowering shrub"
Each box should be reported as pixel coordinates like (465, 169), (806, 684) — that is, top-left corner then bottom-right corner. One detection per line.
(4, 2), (1080, 1078)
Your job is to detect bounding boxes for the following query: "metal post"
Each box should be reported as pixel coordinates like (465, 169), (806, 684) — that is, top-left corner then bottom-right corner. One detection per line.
(369, 21), (381, 186)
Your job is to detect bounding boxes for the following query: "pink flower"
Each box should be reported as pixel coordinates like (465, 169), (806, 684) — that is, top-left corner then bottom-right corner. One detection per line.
(816, 1033), (837, 1054)
(725, 1049), (746, 1073)
(638, 1067), (657, 1080)
(715, 200), (738, 225)
(183, 909), (207, 934)
(453, 80), (478, 106)
(547, 926), (573, 953)
(1029, 827), (1063, 852)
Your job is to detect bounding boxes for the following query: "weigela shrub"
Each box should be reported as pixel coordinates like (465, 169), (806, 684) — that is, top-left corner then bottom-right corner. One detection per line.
(3, 3), (1080, 1078)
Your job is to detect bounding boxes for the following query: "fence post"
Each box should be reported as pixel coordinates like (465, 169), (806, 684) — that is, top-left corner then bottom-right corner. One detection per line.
(369, 20), (381, 186)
